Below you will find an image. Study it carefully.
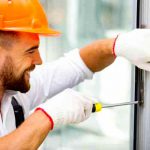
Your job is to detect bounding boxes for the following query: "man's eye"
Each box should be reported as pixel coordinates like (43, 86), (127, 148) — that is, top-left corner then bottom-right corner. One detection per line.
(28, 50), (35, 54)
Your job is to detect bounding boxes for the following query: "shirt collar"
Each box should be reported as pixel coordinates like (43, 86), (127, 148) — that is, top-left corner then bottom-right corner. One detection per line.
(5, 90), (18, 96)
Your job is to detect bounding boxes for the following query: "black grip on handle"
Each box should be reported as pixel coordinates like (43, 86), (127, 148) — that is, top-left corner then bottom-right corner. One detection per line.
(92, 104), (96, 112)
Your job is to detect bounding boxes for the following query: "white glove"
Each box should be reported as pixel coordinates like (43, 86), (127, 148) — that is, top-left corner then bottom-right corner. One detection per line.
(35, 89), (93, 129)
(114, 29), (150, 71)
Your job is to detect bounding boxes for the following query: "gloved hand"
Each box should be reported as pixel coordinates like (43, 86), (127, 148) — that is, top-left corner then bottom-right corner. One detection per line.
(113, 29), (150, 71)
(35, 89), (93, 129)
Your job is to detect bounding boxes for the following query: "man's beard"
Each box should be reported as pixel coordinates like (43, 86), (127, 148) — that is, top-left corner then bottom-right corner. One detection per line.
(0, 56), (35, 93)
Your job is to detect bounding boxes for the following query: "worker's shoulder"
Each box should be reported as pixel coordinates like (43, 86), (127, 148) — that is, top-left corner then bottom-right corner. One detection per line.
(14, 91), (31, 106)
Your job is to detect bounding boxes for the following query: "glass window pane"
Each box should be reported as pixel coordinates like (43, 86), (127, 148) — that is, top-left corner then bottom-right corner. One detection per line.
(39, 0), (135, 149)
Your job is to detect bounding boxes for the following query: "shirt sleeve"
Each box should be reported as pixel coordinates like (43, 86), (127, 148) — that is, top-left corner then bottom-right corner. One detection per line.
(27, 48), (93, 110)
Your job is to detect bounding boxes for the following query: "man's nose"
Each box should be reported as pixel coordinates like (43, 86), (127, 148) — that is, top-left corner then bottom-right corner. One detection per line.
(32, 50), (43, 65)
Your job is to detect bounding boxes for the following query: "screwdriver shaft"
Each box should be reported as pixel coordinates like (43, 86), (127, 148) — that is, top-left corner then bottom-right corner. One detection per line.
(102, 101), (139, 108)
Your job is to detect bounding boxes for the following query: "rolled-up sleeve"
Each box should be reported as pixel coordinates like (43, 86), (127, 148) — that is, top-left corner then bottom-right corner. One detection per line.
(27, 48), (93, 109)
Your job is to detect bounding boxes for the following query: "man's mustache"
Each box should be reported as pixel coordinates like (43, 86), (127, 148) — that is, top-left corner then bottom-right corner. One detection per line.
(26, 65), (35, 72)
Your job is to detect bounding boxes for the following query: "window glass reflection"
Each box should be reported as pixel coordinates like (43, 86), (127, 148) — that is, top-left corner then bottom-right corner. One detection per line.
(39, 0), (134, 150)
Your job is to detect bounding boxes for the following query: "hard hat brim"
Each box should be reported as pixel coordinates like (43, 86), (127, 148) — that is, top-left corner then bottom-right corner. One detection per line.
(0, 27), (61, 36)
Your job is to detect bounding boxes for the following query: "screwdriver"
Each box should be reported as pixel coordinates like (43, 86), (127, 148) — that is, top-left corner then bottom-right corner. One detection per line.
(92, 101), (139, 112)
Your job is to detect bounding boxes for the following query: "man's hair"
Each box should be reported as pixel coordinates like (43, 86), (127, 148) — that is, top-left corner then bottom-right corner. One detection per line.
(0, 30), (20, 49)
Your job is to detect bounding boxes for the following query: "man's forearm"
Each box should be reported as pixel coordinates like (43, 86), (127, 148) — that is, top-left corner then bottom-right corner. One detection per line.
(0, 111), (51, 150)
(80, 38), (115, 72)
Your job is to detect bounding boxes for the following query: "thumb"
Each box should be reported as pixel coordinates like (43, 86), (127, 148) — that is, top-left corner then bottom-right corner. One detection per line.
(80, 95), (93, 120)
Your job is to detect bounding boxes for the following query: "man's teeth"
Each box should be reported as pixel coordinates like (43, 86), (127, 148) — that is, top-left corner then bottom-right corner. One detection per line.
(26, 71), (30, 76)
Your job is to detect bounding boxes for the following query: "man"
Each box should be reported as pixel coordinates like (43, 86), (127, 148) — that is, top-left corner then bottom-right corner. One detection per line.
(0, 0), (150, 149)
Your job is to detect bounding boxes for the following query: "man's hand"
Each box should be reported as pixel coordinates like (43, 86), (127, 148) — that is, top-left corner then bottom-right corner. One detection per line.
(36, 89), (93, 129)
(114, 29), (150, 71)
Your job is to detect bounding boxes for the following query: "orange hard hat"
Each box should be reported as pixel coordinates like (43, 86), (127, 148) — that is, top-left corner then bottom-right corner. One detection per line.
(0, 0), (61, 36)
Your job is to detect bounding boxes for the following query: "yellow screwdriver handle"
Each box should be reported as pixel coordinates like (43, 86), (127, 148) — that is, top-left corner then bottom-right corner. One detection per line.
(92, 103), (102, 112)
